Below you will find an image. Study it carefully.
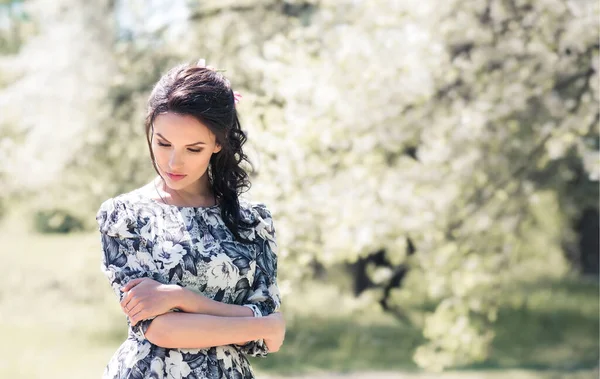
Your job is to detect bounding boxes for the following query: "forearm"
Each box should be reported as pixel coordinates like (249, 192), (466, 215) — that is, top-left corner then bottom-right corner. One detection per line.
(174, 286), (254, 317)
(145, 312), (271, 349)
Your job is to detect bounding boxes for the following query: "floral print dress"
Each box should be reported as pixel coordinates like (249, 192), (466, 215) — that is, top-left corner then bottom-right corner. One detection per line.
(96, 188), (281, 379)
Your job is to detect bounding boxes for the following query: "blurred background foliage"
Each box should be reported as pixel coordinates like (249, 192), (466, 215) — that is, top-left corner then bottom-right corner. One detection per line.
(0, 0), (598, 377)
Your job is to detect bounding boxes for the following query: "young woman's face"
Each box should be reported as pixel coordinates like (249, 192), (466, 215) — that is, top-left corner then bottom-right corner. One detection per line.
(151, 112), (222, 192)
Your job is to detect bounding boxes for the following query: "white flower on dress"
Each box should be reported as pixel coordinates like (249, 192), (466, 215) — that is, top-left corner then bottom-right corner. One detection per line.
(134, 342), (151, 362)
(139, 221), (153, 241)
(127, 251), (155, 272)
(110, 216), (136, 239)
(207, 253), (239, 289)
(150, 357), (165, 378)
(165, 350), (191, 378)
(202, 211), (221, 228)
(193, 240), (204, 254)
(255, 222), (270, 240)
(268, 282), (281, 300)
(123, 340), (140, 367)
(249, 260), (256, 277)
(155, 240), (185, 271)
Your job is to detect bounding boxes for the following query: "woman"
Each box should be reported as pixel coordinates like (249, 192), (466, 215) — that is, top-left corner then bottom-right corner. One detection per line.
(96, 59), (285, 378)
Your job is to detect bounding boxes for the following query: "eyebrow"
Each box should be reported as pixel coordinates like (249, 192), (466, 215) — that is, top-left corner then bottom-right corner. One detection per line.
(155, 133), (206, 146)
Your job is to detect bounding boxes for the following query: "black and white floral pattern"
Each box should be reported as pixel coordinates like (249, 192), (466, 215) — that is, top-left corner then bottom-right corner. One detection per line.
(96, 188), (281, 379)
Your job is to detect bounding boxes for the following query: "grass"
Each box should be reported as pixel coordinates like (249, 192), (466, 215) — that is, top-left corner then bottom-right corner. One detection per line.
(0, 223), (597, 378)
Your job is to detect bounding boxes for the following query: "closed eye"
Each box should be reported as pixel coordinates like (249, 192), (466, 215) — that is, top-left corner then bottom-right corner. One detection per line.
(157, 141), (202, 153)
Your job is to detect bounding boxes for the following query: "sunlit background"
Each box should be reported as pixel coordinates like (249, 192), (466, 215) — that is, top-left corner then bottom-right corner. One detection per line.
(0, 0), (598, 378)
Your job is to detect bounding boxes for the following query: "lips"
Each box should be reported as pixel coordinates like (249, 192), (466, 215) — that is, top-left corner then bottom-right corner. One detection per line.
(167, 172), (187, 181)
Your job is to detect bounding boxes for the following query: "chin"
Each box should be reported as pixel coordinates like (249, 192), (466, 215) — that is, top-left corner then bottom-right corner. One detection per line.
(164, 179), (187, 188)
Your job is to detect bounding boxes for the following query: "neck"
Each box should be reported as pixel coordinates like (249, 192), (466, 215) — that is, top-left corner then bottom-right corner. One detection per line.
(155, 174), (215, 206)
(179, 173), (212, 198)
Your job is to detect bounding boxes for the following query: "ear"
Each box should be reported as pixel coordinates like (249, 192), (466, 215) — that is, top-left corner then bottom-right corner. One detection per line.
(213, 143), (222, 154)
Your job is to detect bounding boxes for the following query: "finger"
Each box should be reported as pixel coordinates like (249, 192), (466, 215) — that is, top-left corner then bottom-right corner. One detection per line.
(130, 308), (145, 326)
(122, 291), (143, 312)
(121, 300), (133, 314)
(121, 299), (133, 316)
(128, 301), (143, 318)
(120, 289), (134, 308)
(125, 294), (142, 313)
(121, 278), (144, 292)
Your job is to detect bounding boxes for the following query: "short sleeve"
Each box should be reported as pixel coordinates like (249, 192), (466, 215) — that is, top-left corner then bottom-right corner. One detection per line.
(96, 197), (159, 341)
(236, 203), (282, 357)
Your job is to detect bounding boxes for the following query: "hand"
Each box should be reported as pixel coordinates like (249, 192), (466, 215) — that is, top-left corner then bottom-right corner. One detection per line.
(264, 312), (286, 353)
(120, 278), (179, 326)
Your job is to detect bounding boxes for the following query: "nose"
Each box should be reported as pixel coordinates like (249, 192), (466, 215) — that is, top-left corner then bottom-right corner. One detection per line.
(168, 151), (184, 171)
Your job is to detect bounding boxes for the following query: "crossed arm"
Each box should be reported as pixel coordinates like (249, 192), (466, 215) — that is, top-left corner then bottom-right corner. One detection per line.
(97, 198), (284, 355)
(120, 279), (285, 350)
(145, 312), (275, 350)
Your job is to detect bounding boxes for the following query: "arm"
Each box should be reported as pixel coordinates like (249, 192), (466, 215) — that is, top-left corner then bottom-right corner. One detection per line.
(173, 287), (256, 345)
(170, 287), (271, 346)
(173, 287), (254, 317)
(97, 198), (162, 341)
(144, 312), (276, 349)
(234, 204), (284, 356)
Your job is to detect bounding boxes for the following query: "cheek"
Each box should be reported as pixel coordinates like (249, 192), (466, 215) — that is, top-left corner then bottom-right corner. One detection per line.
(151, 147), (168, 166)
(192, 152), (213, 170)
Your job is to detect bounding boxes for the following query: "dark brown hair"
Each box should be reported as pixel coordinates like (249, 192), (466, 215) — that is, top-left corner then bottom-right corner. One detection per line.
(145, 62), (255, 242)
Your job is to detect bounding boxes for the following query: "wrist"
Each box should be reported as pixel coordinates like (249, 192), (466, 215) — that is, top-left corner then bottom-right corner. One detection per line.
(169, 285), (190, 311)
(262, 313), (276, 340)
(171, 285), (212, 313)
(264, 312), (284, 341)
(251, 314), (272, 340)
